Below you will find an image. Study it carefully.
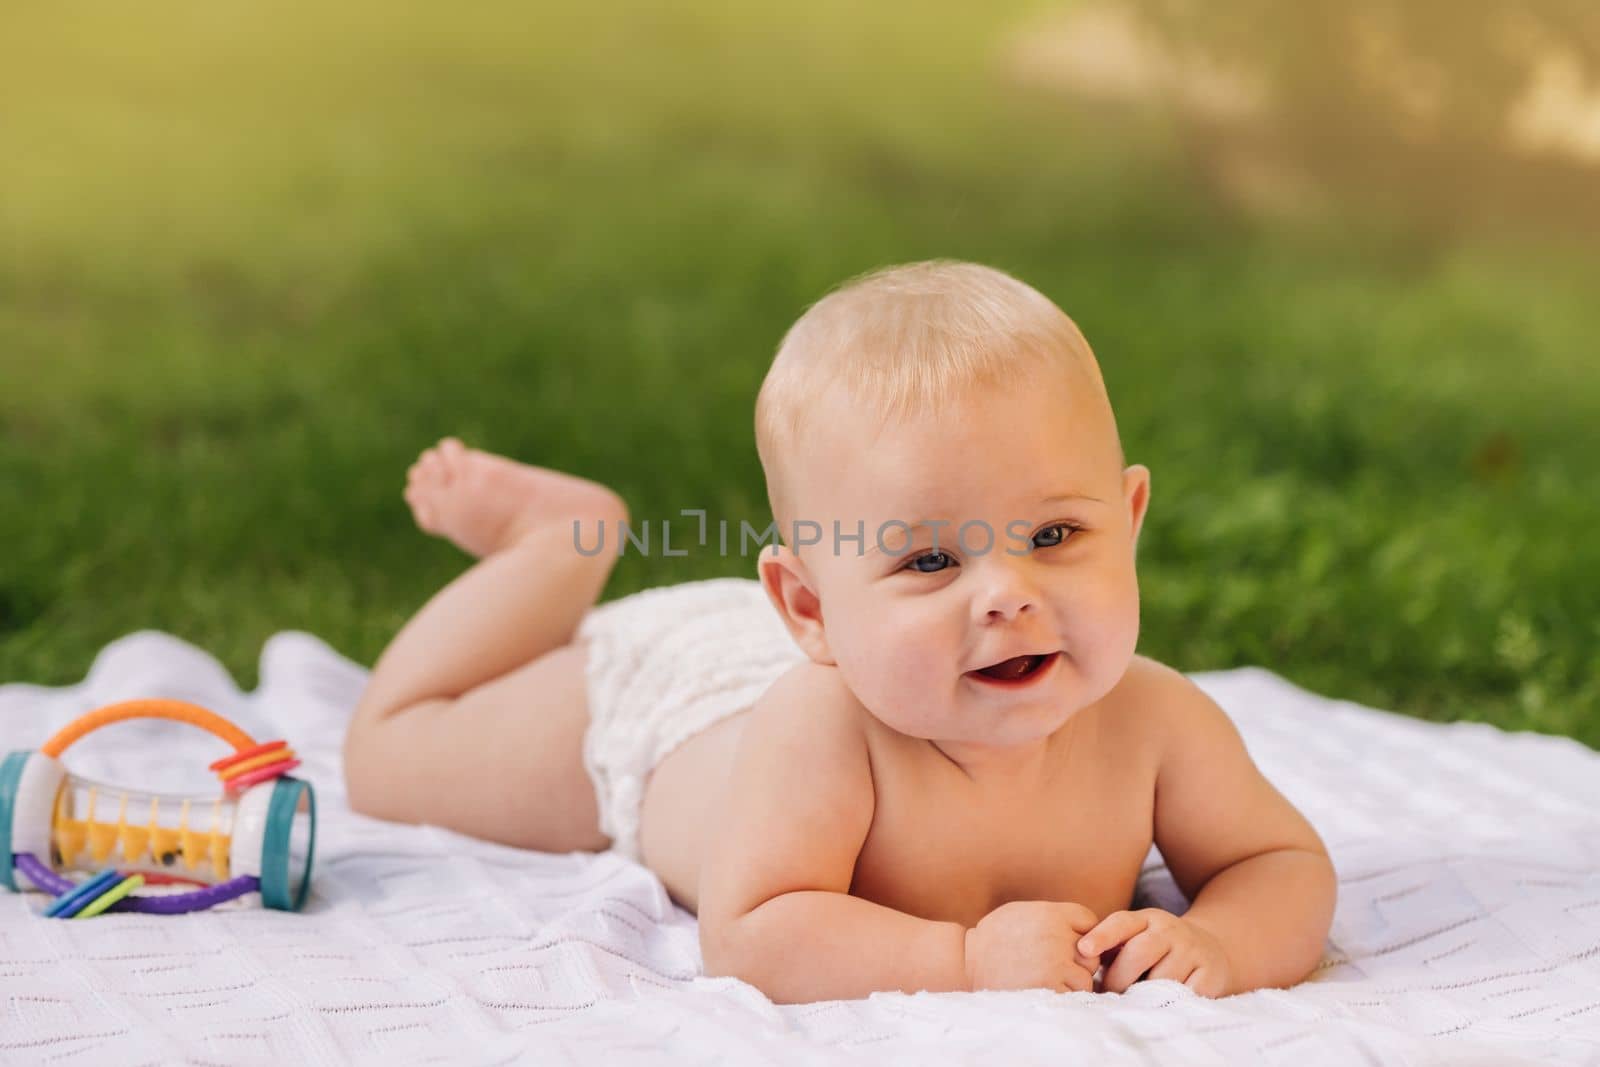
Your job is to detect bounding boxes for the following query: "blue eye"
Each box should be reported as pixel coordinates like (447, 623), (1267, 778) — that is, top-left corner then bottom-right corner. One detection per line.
(906, 550), (955, 574)
(902, 524), (1082, 574)
(1033, 523), (1082, 549)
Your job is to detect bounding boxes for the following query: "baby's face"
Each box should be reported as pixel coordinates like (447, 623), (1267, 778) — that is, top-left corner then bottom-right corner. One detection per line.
(784, 374), (1149, 754)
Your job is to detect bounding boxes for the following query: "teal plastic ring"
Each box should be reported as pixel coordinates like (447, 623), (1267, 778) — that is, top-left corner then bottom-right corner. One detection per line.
(0, 751), (32, 892)
(259, 776), (316, 911)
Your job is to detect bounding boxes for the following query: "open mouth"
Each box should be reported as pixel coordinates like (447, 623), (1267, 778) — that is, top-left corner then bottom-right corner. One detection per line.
(966, 651), (1060, 688)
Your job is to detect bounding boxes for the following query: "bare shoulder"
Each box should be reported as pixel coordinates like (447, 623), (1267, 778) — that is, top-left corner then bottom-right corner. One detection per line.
(752, 660), (882, 819)
(740, 659), (877, 780)
(1092, 653), (1201, 764)
(1113, 654), (1257, 762)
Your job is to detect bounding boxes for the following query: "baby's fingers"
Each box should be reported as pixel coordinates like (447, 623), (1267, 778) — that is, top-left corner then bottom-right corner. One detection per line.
(1100, 929), (1170, 994)
(1144, 950), (1194, 986)
(1078, 910), (1148, 958)
(1059, 961), (1097, 994)
(1184, 967), (1227, 999)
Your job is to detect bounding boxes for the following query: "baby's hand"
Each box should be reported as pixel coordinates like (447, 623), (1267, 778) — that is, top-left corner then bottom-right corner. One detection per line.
(963, 900), (1103, 993)
(1078, 908), (1232, 998)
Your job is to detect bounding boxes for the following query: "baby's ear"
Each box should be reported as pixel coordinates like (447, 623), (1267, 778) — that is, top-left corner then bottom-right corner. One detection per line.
(1123, 464), (1151, 549)
(758, 544), (835, 665)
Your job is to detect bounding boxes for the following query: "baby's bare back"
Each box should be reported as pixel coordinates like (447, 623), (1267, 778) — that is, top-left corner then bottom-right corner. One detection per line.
(639, 657), (1165, 927)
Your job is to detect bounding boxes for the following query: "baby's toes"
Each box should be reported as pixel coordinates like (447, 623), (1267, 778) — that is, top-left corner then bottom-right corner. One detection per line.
(405, 484), (440, 532)
(419, 447), (448, 482)
(435, 437), (470, 481)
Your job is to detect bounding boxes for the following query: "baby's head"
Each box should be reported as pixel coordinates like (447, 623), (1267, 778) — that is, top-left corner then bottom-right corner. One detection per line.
(755, 260), (1150, 757)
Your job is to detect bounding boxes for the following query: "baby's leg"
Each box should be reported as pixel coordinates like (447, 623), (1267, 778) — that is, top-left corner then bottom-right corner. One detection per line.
(342, 438), (628, 853)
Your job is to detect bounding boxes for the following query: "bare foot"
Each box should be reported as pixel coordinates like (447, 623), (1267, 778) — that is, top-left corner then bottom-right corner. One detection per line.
(403, 438), (627, 558)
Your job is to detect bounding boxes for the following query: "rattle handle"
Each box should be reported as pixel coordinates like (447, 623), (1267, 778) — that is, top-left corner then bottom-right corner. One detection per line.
(39, 699), (258, 760)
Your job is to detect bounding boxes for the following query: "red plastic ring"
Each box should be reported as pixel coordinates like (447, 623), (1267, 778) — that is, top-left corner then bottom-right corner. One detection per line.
(223, 759), (301, 793)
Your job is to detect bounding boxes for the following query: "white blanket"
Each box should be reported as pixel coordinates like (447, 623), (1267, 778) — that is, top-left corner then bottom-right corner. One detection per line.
(2, 631), (1598, 1065)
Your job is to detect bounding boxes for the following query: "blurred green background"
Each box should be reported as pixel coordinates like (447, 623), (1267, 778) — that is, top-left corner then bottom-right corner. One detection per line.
(3, 1), (1596, 744)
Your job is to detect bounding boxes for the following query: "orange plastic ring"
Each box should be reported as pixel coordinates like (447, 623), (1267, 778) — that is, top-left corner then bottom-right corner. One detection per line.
(217, 755), (296, 790)
(212, 742), (290, 776)
(40, 699), (257, 760)
(218, 750), (297, 782)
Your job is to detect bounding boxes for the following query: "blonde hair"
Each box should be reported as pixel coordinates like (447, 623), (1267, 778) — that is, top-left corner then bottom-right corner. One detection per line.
(755, 260), (1117, 537)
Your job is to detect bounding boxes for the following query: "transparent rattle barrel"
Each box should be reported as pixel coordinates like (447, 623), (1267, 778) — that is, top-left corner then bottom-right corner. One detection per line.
(50, 770), (311, 889)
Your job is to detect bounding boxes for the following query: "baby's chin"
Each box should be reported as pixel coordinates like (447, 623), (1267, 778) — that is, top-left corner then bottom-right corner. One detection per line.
(975, 703), (1087, 747)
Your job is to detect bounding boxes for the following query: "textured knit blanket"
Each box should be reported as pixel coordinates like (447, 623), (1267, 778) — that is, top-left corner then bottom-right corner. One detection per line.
(2, 630), (1597, 1065)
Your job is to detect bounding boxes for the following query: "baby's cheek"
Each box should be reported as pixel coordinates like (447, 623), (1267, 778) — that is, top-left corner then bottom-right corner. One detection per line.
(853, 634), (951, 733)
(881, 643), (947, 708)
(833, 619), (911, 703)
(1069, 574), (1139, 660)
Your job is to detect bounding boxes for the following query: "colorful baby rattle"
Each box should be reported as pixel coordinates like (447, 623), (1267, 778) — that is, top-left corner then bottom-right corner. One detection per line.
(0, 698), (316, 917)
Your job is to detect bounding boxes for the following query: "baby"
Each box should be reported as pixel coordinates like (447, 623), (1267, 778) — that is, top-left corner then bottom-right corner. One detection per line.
(341, 260), (1336, 1004)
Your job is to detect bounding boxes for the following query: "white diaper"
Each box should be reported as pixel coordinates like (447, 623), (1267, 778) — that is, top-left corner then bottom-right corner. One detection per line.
(574, 576), (807, 863)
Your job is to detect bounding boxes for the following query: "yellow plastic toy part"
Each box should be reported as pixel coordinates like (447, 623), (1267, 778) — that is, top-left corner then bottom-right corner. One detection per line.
(39, 698), (259, 882)
(52, 786), (232, 879)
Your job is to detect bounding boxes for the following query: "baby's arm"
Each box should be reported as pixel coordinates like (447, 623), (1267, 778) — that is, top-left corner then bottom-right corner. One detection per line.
(1124, 665), (1336, 995)
(697, 662), (970, 1003)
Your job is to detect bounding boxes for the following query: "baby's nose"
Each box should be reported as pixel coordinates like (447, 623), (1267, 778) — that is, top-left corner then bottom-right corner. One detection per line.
(986, 599), (1032, 622)
(980, 585), (1037, 623)
(974, 559), (1043, 623)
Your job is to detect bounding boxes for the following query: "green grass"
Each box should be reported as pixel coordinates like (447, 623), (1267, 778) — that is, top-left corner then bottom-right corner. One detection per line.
(3, 1), (1597, 745)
